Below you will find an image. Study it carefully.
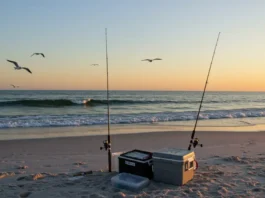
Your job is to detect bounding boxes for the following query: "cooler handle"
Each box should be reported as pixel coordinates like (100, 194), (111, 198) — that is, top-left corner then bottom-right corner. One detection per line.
(148, 160), (153, 166)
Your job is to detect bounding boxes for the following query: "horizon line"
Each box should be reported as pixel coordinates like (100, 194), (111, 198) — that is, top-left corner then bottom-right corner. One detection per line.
(1, 89), (265, 93)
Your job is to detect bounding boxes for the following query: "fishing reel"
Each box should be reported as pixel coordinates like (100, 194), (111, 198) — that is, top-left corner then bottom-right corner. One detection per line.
(100, 140), (111, 151)
(188, 138), (203, 150)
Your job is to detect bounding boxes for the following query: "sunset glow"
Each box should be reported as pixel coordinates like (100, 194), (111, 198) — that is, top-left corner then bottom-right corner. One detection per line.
(1, 0), (265, 91)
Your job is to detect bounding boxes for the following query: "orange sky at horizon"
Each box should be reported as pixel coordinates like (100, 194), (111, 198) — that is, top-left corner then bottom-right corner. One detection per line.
(1, 61), (265, 91)
(2, 31), (265, 92)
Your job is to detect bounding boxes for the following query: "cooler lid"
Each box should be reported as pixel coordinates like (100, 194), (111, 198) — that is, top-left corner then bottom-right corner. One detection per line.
(120, 149), (152, 161)
(152, 148), (194, 160)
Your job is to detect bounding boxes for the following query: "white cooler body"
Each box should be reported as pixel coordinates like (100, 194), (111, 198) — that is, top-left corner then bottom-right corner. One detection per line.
(112, 152), (124, 172)
(152, 148), (195, 185)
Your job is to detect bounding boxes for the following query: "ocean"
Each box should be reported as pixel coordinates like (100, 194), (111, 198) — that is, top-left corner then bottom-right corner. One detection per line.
(1, 90), (265, 129)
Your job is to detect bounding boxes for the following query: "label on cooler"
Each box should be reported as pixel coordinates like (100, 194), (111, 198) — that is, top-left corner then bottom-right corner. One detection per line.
(125, 161), (136, 167)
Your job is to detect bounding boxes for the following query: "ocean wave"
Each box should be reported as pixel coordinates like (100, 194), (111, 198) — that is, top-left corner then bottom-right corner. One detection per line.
(1, 108), (265, 128)
(0, 99), (76, 107)
(0, 98), (255, 107)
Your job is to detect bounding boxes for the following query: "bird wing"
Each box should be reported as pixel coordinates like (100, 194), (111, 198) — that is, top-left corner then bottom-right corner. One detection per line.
(153, 58), (162, 60)
(10, 84), (15, 88)
(31, 53), (36, 57)
(7, 59), (19, 67)
(142, 59), (151, 61)
(22, 67), (32, 74)
(41, 53), (45, 57)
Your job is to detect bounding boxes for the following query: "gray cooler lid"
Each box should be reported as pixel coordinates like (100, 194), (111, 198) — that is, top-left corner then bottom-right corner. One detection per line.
(152, 148), (194, 160)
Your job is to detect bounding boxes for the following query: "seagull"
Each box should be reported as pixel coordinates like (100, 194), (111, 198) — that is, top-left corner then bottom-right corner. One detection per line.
(31, 53), (45, 58)
(6, 60), (32, 74)
(10, 84), (19, 88)
(91, 64), (99, 66)
(141, 58), (162, 62)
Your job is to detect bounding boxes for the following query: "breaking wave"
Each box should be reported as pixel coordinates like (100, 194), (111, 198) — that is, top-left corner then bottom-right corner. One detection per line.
(0, 108), (265, 128)
(0, 98), (252, 107)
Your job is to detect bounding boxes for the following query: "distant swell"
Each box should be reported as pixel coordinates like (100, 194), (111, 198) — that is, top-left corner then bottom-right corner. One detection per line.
(0, 99), (75, 107)
(0, 98), (261, 107)
(0, 99), (199, 107)
(86, 99), (244, 105)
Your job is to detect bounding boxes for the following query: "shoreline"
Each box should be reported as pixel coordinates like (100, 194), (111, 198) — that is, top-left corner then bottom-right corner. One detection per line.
(0, 129), (265, 143)
(0, 125), (263, 141)
(1, 117), (265, 141)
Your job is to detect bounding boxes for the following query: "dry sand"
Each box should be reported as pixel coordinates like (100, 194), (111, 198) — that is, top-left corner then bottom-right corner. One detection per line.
(1, 130), (265, 197)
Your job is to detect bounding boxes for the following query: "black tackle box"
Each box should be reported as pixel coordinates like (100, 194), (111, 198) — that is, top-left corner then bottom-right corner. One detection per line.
(118, 149), (153, 179)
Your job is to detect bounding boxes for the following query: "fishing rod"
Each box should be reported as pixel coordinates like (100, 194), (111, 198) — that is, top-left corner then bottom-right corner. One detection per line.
(100, 28), (112, 172)
(188, 32), (221, 150)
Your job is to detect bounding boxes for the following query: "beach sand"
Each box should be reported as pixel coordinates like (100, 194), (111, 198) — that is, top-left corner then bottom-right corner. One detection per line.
(1, 129), (265, 197)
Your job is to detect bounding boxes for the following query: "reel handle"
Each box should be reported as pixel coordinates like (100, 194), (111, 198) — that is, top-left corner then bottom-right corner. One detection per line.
(100, 140), (111, 151)
(188, 138), (203, 150)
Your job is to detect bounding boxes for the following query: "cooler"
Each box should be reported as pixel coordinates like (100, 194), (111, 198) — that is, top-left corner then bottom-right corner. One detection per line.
(152, 148), (195, 185)
(118, 149), (153, 179)
(112, 152), (124, 172)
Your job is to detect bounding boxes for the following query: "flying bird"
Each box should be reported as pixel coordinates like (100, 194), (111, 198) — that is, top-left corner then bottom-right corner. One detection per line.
(6, 60), (32, 74)
(10, 84), (19, 88)
(141, 58), (162, 62)
(91, 64), (99, 66)
(31, 53), (45, 58)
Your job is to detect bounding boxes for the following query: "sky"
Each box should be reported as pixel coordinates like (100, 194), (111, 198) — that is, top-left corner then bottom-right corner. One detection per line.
(1, 0), (265, 91)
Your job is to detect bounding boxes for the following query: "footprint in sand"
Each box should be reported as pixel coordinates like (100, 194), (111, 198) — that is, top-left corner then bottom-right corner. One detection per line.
(17, 165), (28, 170)
(247, 140), (256, 145)
(73, 162), (86, 166)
